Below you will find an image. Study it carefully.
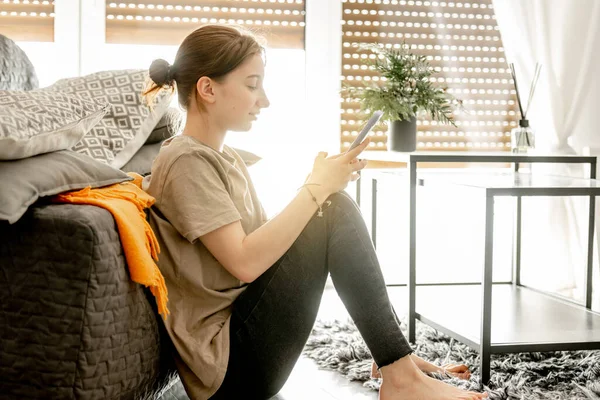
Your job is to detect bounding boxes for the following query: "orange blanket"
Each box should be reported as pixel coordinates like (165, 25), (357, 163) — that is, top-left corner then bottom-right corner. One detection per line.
(53, 173), (169, 319)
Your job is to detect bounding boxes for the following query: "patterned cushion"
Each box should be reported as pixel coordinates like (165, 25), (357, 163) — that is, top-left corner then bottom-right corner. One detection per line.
(43, 70), (171, 169)
(0, 90), (110, 160)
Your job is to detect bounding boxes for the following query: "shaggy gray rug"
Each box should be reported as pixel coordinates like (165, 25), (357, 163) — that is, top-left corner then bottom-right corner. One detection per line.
(302, 319), (600, 400)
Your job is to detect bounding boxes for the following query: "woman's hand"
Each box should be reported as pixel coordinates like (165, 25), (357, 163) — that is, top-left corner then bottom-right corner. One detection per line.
(441, 363), (471, 380)
(370, 359), (471, 381)
(305, 138), (370, 200)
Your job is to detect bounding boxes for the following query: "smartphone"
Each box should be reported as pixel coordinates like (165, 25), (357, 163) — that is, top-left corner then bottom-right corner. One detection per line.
(347, 110), (383, 153)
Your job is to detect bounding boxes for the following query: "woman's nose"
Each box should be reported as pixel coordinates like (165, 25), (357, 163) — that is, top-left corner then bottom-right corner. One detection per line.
(262, 97), (270, 109)
(260, 89), (270, 109)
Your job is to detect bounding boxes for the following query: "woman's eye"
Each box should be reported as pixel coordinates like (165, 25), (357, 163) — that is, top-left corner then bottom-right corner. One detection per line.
(247, 86), (257, 90)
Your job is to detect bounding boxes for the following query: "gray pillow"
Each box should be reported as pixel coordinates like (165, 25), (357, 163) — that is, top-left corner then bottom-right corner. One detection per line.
(233, 147), (262, 167)
(0, 150), (133, 224)
(146, 107), (182, 145)
(121, 141), (262, 177)
(42, 69), (171, 169)
(0, 90), (110, 160)
(121, 142), (162, 176)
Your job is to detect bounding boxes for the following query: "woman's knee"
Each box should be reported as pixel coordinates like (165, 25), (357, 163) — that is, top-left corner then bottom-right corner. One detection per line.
(328, 191), (361, 216)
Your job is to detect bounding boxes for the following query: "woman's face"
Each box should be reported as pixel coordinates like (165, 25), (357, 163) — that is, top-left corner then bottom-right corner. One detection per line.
(213, 53), (270, 132)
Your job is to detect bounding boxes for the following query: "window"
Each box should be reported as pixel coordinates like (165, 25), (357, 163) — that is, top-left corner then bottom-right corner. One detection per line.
(0, 0), (54, 42)
(105, 0), (305, 48)
(340, 0), (518, 152)
(338, 0), (518, 285)
(2, 0), (60, 87)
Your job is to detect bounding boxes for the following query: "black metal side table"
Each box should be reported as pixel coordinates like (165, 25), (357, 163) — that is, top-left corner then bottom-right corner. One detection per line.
(358, 152), (599, 383)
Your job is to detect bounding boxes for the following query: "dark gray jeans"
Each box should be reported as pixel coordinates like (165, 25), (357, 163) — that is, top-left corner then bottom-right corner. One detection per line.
(210, 192), (412, 399)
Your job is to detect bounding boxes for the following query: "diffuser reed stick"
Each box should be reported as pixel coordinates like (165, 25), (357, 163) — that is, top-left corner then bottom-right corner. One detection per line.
(510, 62), (542, 119)
(509, 63), (525, 119)
(524, 63), (542, 117)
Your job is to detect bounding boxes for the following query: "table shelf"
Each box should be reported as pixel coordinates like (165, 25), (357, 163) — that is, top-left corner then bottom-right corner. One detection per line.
(416, 284), (600, 353)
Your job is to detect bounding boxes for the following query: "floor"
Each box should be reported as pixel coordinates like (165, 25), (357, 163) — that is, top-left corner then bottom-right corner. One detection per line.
(272, 286), (407, 400)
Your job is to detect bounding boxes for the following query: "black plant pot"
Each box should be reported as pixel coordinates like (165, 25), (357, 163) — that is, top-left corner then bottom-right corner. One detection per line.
(388, 118), (417, 152)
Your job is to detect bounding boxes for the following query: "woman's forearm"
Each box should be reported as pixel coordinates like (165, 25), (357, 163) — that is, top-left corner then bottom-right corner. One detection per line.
(239, 185), (330, 282)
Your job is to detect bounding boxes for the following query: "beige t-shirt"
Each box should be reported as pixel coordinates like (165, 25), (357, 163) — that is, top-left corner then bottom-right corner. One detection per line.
(145, 135), (267, 399)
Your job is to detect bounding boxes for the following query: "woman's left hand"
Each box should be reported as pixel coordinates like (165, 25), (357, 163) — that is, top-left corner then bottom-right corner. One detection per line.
(370, 360), (471, 381)
(441, 363), (471, 380)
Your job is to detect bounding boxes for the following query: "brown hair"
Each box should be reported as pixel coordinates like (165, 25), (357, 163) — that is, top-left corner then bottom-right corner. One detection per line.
(143, 24), (266, 111)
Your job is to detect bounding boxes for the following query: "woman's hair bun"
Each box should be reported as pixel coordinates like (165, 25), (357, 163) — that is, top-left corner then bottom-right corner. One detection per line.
(148, 58), (174, 87)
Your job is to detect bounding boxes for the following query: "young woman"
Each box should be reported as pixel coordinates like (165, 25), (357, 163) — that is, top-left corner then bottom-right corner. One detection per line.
(142, 24), (487, 400)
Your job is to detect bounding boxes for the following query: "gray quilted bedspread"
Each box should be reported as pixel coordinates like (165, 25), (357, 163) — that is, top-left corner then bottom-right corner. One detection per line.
(0, 204), (188, 400)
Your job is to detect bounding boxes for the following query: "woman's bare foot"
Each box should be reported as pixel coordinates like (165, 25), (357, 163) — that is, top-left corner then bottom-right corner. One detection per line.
(371, 355), (471, 380)
(378, 356), (487, 400)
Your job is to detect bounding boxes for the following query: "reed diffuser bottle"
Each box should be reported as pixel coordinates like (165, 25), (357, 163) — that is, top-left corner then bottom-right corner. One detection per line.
(509, 63), (541, 154)
(511, 119), (535, 154)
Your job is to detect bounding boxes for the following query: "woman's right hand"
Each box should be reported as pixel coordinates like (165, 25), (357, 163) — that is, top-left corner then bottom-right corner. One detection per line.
(305, 138), (370, 199)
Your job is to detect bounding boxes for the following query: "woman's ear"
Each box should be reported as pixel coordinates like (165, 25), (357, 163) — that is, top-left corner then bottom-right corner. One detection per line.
(196, 76), (216, 104)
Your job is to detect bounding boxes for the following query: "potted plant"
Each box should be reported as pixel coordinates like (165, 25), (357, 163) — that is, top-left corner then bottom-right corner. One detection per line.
(344, 43), (460, 152)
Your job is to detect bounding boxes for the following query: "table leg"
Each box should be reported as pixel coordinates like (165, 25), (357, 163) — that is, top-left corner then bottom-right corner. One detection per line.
(480, 194), (494, 384)
(512, 196), (522, 286)
(408, 161), (417, 343)
(585, 161), (596, 309)
(356, 170), (362, 207)
(511, 163), (522, 286)
(371, 177), (377, 249)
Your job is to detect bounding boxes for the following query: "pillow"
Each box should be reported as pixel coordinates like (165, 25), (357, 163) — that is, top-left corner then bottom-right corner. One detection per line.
(121, 141), (162, 176)
(0, 90), (110, 160)
(146, 107), (182, 145)
(120, 140), (262, 177)
(42, 69), (171, 169)
(0, 150), (133, 224)
(0, 34), (39, 91)
(233, 147), (262, 167)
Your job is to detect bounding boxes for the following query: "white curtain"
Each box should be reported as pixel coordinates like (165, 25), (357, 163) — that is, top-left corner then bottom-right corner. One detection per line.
(492, 0), (600, 303)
